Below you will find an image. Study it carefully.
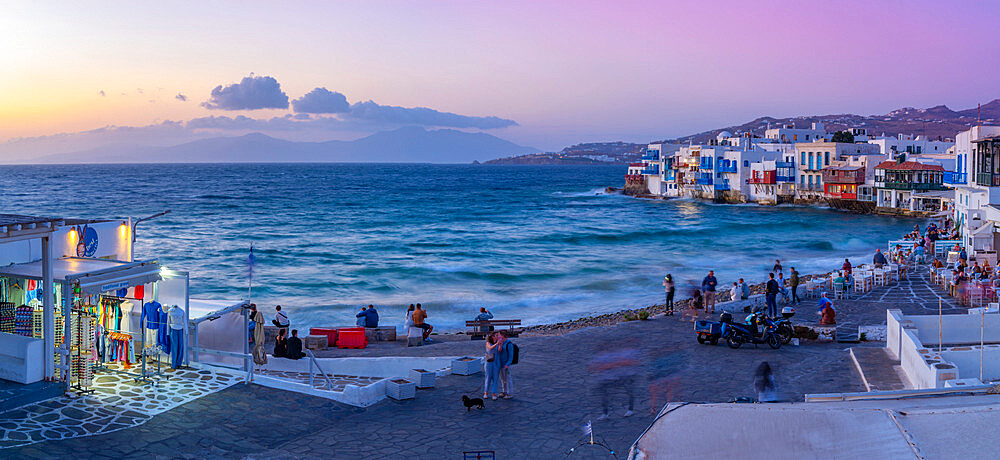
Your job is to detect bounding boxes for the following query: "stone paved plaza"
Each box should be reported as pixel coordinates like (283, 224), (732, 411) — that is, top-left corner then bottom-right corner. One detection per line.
(0, 263), (971, 458)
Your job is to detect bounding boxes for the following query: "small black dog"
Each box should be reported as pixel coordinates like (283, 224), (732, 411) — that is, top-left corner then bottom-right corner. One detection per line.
(462, 395), (485, 412)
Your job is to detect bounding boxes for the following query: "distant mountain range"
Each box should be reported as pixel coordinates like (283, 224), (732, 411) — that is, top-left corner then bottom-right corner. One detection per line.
(676, 99), (1000, 144)
(489, 99), (1000, 165)
(21, 127), (539, 164)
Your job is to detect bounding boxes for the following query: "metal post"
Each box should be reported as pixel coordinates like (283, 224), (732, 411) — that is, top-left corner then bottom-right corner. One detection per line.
(41, 236), (54, 379)
(243, 307), (249, 373)
(184, 272), (190, 367)
(981, 308), (985, 381)
(938, 298), (943, 353)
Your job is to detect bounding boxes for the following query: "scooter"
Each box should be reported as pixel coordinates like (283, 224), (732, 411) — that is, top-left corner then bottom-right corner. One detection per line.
(694, 319), (721, 345)
(771, 307), (796, 345)
(720, 311), (781, 350)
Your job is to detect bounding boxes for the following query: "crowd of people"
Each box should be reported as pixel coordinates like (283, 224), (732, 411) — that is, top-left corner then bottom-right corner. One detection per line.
(671, 260), (805, 322)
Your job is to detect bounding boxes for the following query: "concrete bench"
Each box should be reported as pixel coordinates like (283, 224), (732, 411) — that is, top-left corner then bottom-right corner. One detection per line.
(0, 333), (44, 384)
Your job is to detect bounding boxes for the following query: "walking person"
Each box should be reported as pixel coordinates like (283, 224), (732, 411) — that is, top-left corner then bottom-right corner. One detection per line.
(702, 270), (718, 314)
(765, 273), (779, 317)
(483, 333), (502, 400)
(789, 267), (800, 304)
(663, 274), (675, 315)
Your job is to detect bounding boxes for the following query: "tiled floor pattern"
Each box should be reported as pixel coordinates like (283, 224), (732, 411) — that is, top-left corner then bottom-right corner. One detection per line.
(0, 365), (242, 449)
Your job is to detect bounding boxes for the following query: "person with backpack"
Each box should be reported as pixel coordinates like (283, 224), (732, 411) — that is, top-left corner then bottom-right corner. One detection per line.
(496, 331), (518, 399)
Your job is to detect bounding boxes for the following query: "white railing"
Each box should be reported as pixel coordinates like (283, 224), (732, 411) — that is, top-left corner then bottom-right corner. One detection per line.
(305, 349), (335, 391)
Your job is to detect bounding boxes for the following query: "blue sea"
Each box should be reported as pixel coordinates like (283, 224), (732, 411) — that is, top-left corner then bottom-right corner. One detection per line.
(0, 163), (917, 329)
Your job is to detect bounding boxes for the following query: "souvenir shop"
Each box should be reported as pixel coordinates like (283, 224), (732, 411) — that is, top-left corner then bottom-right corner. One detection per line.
(0, 257), (190, 393)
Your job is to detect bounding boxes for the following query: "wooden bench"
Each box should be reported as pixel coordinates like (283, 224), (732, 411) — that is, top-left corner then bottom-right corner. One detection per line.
(465, 319), (522, 339)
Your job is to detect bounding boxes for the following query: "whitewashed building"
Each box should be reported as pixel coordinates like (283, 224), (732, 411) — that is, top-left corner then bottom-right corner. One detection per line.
(868, 134), (954, 157)
(764, 122), (829, 143)
(794, 141), (883, 200)
(954, 126), (1000, 253)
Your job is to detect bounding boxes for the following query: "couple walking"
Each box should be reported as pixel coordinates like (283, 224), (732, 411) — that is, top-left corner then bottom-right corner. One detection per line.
(484, 331), (516, 400)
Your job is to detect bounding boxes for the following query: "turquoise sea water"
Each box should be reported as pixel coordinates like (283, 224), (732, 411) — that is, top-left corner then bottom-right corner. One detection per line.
(0, 163), (917, 329)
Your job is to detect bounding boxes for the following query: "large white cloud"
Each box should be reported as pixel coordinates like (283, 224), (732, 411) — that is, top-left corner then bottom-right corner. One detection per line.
(201, 75), (289, 110)
(292, 87), (350, 113)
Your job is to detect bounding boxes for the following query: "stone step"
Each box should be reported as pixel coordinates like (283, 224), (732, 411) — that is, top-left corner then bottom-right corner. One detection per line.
(849, 347), (906, 391)
(836, 324), (860, 343)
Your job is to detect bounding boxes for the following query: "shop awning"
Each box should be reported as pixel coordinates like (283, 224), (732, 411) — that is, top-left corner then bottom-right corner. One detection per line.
(0, 257), (161, 295)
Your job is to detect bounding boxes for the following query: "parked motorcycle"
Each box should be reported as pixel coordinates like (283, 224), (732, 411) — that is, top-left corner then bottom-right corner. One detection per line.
(720, 311), (781, 350)
(772, 307), (796, 344)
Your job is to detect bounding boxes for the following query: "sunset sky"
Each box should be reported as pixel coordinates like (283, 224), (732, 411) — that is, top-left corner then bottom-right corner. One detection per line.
(2, 0), (999, 155)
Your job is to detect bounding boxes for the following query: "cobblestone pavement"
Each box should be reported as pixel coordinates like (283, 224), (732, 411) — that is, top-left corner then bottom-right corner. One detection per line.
(10, 263), (967, 458)
(4, 310), (867, 459)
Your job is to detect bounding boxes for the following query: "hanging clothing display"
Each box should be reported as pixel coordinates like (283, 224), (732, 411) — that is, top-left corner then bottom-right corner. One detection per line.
(157, 304), (170, 354)
(167, 305), (186, 368)
(105, 332), (135, 369)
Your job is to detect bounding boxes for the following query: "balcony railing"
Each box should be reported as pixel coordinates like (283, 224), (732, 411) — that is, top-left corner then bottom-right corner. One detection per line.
(976, 172), (1000, 187)
(775, 161), (795, 168)
(696, 177), (713, 185)
(943, 171), (967, 185)
(699, 159), (713, 169)
(715, 180), (731, 191)
(776, 175), (796, 182)
(716, 164), (738, 173)
(641, 166), (659, 175)
(641, 153), (660, 161)
(880, 181), (945, 191)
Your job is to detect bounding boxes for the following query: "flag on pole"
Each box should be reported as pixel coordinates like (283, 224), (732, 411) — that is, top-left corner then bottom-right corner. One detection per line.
(583, 420), (592, 437)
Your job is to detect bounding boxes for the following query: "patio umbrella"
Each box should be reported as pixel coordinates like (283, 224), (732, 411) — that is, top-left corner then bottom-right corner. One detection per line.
(251, 310), (267, 365)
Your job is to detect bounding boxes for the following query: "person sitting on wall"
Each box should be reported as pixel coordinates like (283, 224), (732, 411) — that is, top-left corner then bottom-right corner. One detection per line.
(272, 305), (290, 330)
(273, 328), (288, 358)
(363, 304), (379, 328)
(817, 293), (836, 325)
(286, 329), (304, 360)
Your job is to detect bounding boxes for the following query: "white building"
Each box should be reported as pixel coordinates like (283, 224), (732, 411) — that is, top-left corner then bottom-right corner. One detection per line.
(868, 133), (954, 157)
(953, 126), (1000, 253)
(765, 122), (829, 143)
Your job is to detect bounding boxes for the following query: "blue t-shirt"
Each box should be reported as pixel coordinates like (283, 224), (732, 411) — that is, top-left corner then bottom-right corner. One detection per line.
(141, 301), (162, 330)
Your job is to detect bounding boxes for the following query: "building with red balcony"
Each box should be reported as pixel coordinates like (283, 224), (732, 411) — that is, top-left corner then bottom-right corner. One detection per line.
(822, 166), (865, 199)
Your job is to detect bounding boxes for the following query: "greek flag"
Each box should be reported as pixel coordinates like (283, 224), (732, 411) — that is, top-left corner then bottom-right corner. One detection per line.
(583, 420), (592, 437)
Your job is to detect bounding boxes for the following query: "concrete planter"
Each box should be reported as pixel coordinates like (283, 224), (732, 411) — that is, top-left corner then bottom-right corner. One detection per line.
(385, 378), (415, 400)
(304, 335), (327, 350)
(451, 356), (483, 375)
(409, 369), (435, 388)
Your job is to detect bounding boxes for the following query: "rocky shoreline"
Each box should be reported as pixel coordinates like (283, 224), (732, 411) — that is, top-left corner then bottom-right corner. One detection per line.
(522, 272), (833, 336)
